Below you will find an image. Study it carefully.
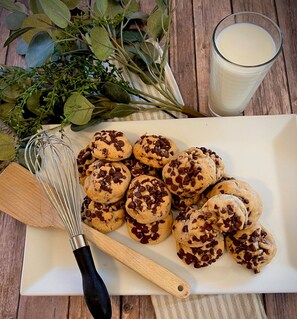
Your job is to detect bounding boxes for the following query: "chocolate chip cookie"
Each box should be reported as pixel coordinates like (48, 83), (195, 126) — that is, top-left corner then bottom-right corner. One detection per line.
(172, 207), (221, 247)
(122, 154), (158, 178)
(225, 223), (276, 273)
(84, 160), (131, 204)
(90, 130), (132, 161)
(133, 134), (179, 168)
(77, 145), (96, 185)
(81, 196), (126, 233)
(125, 175), (172, 224)
(202, 194), (248, 233)
(162, 147), (219, 197)
(176, 233), (224, 268)
(206, 179), (263, 227)
(126, 213), (173, 244)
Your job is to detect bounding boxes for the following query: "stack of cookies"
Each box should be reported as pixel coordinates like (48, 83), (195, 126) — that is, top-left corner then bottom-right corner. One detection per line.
(77, 129), (276, 273)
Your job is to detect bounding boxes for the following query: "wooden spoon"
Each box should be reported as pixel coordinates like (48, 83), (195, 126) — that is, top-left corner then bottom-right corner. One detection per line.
(0, 163), (190, 299)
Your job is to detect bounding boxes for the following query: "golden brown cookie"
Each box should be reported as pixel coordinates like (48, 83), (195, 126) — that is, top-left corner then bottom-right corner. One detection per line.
(125, 175), (172, 224)
(225, 223), (276, 273)
(172, 207), (221, 247)
(162, 147), (218, 197)
(206, 179), (263, 227)
(201, 194), (248, 233)
(133, 134), (179, 168)
(171, 193), (201, 211)
(126, 213), (173, 244)
(176, 233), (225, 268)
(84, 160), (131, 204)
(90, 130), (132, 161)
(77, 145), (96, 185)
(198, 147), (225, 181)
(81, 196), (126, 233)
(122, 154), (158, 178)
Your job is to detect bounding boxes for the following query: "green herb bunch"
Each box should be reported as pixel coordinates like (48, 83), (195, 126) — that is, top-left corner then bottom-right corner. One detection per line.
(0, 0), (203, 162)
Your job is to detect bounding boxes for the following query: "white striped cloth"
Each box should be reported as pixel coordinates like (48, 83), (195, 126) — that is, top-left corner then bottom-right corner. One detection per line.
(112, 67), (267, 319)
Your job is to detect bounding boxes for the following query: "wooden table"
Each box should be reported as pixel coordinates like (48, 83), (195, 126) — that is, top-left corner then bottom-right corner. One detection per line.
(0, 0), (296, 318)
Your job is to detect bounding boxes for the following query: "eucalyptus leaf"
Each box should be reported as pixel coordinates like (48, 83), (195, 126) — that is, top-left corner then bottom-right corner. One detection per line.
(21, 13), (52, 43)
(4, 27), (34, 47)
(1, 84), (22, 102)
(64, 93), (95, 125)
(39, 0), (70, 28)
(123, 0), (139, 12)
(25, 32), (55, 67)
(147, 8), (169, 41)
(0, 131), (15, 161)
(29, 0), (44, 13)
(105, 0), (123, 18)
(70, 117), (104, 132)
(26, 91), (42, 115)
(122, 30), (145, 43)
(125, 11), (148, 21)
(0, 0), (25, 12)
(5, 11), (27, 30)
(140, 42), (159, 61)
(16, 38), (28, 55)
(101, 82), (130, 103)
(0, 102), (15, 120)
(61, 0), (80, 10)
(90, 26), (113, 61)
(95, 0), (108, 16)
(156, 0), (168, 11)
(108, 105), (136, 118)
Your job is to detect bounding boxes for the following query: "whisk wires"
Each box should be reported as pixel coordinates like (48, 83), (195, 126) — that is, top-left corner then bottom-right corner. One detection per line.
(25, 132), (83, 238)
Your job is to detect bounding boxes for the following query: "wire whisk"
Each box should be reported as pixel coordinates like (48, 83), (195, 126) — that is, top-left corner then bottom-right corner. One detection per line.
(25, 131), (111, 319)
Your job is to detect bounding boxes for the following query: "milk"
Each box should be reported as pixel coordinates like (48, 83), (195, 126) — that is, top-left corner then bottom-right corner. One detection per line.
(209, 22), (277, 116)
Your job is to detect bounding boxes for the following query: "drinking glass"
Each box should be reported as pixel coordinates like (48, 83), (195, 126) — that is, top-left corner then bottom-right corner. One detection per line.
(208, 12), (283, 117)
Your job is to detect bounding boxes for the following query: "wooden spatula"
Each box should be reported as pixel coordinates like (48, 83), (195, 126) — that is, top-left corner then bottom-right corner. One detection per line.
(0, 163), (190, 298)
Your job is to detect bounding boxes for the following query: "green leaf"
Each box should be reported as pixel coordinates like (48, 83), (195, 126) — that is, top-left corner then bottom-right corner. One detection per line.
(29, 0), (44, 14)
(90, 26), (113, 61)
(70, 117), (104, 132)
(156, 0), (168, 11)
(140, 42), (159, 61)
(122, 30), (146, 43)
(147, 8), (169, 41)
(0, 131), (15, 161)
(0, 0), (24, 12)
(125, 11), (148, 21)
(1, 84), (22, 102)
(61, 0), (80, 10)
(95, 0), (108, 16)
(39, 0), (70, 28)
(64, 93), (95, 125)
(25, 32), (55, 67)
(26, 91), (42, 115)
(108, 105), (136, 118)
(123, 0), (139, 12)
(101, 82), (130, 103)
(21, 13), (52, 43)
(5, 11), (27, 30)
(16, 38), (28, 55)
(105, 0), (123, 18)
(4, 27), (34, 47)
(0, 102), (15, 120)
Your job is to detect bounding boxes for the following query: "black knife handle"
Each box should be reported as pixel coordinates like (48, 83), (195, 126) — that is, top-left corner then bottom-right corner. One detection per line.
(73, 246), (112, 319)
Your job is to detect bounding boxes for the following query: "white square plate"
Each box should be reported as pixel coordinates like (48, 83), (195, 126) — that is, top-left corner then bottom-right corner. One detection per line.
(21, 114), (297, 295)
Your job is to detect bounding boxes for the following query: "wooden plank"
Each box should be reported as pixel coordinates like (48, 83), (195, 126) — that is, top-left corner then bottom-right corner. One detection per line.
(0, 8), (10, 64)
(121, 296), (140, 319)
(264, 293), (297, 319)
(0, 213), (26, 319)
(169, 0), (199, 112)
(275, 0), (297, 114)
(17, 296), (69, 319)
(231, 0), (291, 116)
(140, 296), (156, 319)
(192, 0), (231, 115)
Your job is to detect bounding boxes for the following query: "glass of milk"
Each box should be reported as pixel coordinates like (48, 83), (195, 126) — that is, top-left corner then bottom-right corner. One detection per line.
(208, 12), (283, 116)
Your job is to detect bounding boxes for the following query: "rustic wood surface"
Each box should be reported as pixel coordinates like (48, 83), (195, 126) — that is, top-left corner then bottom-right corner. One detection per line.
(0, 0), (296, 318)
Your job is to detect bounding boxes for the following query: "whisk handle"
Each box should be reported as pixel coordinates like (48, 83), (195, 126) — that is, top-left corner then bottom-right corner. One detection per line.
(73, 246), (112, 319)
